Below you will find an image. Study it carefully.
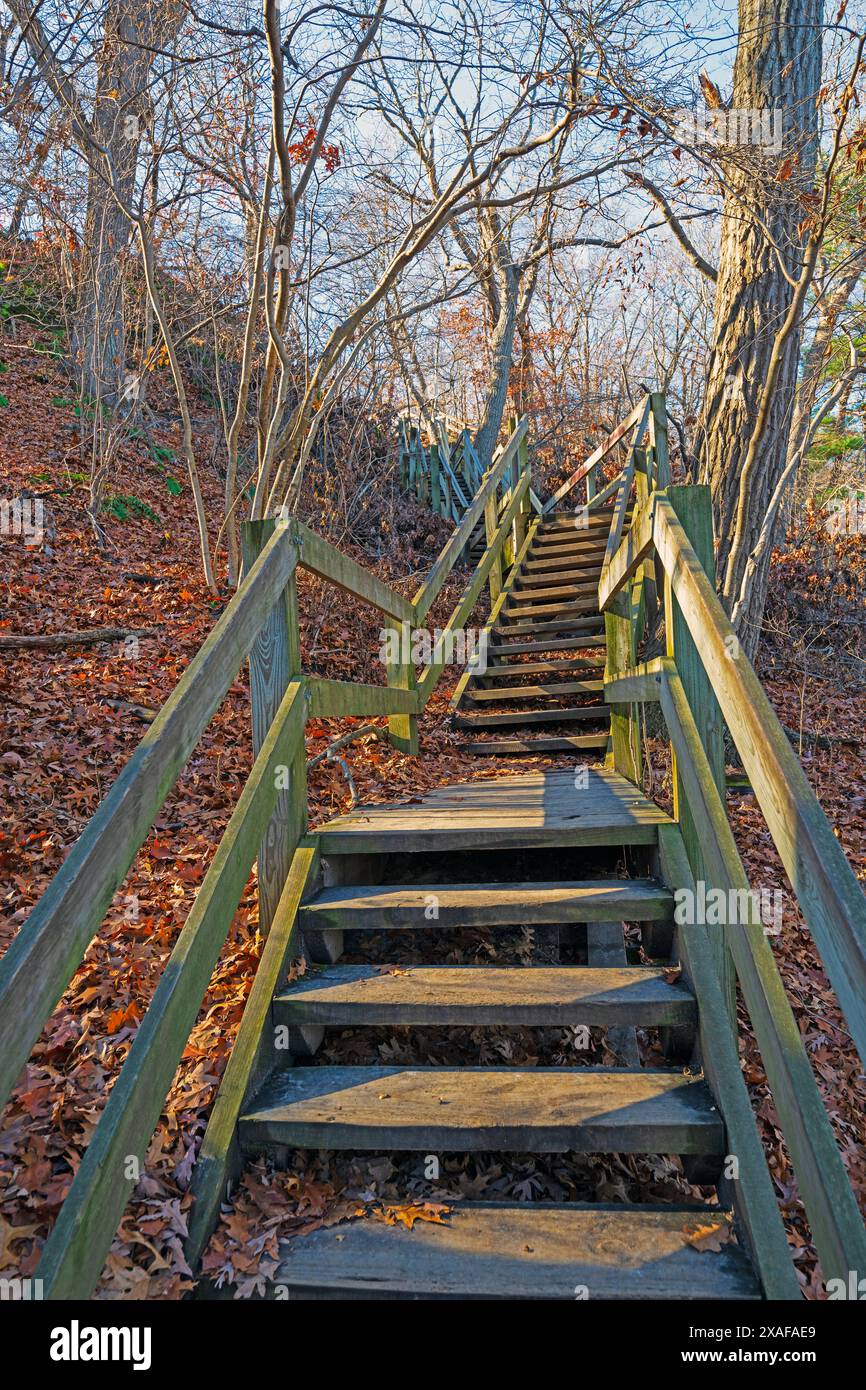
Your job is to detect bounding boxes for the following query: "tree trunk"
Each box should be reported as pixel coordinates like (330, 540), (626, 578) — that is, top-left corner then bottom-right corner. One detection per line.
(698, 0), (822, 656)
(473, 257), (519, 470)
(71, 2), (181, 402)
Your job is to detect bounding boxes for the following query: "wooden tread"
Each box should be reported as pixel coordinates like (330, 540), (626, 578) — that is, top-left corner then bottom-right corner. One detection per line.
(494, 616), (605, 638)
(481, 657), (604, 678)
(299, 879), (674, 929)
(240, 1066), (725, 1154)
(489, 635), (606, 656)
(240, 1202), (758, 1300)
(274, 964), (694, 1027)
(466, 734), (610, 754)
(463, 680), (604, 703)
(314, 768), (673, 852)
(524, 553), (607, 572)
(455, 705), (610, 729)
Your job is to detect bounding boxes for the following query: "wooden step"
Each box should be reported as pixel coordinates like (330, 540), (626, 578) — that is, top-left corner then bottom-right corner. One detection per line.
(274, 963), (693, 1027)
(508, 582), (600, 603)
(539, 513), (629, 532)
(504, 604), (599, 624)
(300, 879), (674, 930)
(495, 615), (603, 637)
(516, 569), (603, 588)
(530, 538), (608, 556)
(242, 1202), (758, 1300)
(314, 767), (673, 853)
(240, 1067), (725, 1154)
(455, 705), (610, 729)
(489, 634), (606, 656)
(466, 734), (610, 755)
(481, 657), (605, 677)
(463, 680), (605, 703)
(524, 554), (606, 573)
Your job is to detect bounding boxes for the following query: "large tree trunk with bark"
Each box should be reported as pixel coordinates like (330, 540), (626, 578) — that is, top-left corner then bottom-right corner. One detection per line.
(698, 0), (822, 657)
(72, 2), (181, 402)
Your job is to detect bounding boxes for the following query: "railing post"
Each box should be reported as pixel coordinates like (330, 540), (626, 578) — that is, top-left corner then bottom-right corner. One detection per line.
(604, 607), (640, 784)
(514, 428), (530, 558)
(650, 392), (670, 486)
(241, 519), (307, 934)
(664, 484), (735, 1028)
(386, 619), (419, 755)
(429, 441), (441, 515)
(484, 478), (503, 602)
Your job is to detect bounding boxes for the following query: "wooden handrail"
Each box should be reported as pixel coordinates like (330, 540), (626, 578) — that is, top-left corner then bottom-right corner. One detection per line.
(0, 522), (299, 1116)
(36, 679), (308, 1297)
(541, 393), (650, 514)
(413, 418), (528, 623)
(595, 390), (866, 1287)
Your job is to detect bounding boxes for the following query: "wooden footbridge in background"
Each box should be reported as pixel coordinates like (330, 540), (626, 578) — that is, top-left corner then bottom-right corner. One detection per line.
(3, 396), (866, 1299)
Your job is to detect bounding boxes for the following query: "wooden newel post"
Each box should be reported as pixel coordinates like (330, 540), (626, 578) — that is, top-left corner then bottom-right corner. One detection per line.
(664, 485), (735, 1029)
(241, 518), (307, 935)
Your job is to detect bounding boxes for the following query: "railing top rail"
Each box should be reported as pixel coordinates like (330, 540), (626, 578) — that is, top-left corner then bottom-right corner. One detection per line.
(414, 417), (527, 622)
(541, 393), (651, 515)
(0, 522), (300, 1115)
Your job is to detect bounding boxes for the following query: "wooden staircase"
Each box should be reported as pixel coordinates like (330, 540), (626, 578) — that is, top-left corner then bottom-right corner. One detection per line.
(11, 400), (866, 1303)
(229, 768), (761, 1300)
(452, 507), (630, 756)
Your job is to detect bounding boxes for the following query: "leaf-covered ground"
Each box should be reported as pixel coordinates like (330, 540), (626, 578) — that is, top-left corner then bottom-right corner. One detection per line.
(1, 320), (864, 1300)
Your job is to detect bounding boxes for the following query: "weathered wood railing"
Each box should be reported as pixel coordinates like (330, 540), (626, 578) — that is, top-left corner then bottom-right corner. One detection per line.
(0, 418), (530, 1297)
(554, 392), (866, 1292)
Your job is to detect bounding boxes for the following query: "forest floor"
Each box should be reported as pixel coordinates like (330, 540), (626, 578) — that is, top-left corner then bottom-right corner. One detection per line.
(1, 316), (865, 1299)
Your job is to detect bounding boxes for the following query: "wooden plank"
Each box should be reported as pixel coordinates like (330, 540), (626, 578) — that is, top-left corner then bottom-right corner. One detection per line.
(300, 879), (674, 929)
(656, 823), (801, 1301)
(653, 496), (866, 1071)
(0, 524), (299, 1115)
(664, 486), (734, 1028)
(490, 633), (606, 657)
(495, 617), (605, 639)
(242, 519), (306, 934)
(241, 1066), (725, 1154)
(37, 681), (308, 1298)
(542, 396), (650, 514)
(463, 680), (604, 703)
(250, 1202), (759, 1301)
(604, 657), (667, 704)
(510, 581), (600, 603)
(658, 668), (866, 1285)
(504, 600), (599, 621)
(274, 963), (694, 1027)
(185, 845), (319, 1267)
(466, 734), (609, 755)
(286, 516), (413, 623)
(314, 767), (672, 853)
(454, 706), (609, 729)
(307, 678), (418, 719)
(483, 657), (605, 678)
(414, 419), (527, 623)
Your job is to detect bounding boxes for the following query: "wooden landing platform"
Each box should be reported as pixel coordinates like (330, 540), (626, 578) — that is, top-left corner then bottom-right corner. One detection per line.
(314, 767), (673, 854)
